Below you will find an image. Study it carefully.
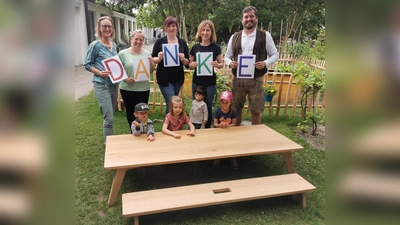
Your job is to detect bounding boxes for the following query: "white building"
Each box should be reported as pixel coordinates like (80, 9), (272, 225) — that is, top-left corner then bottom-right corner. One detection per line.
(75, 0), (154, 66)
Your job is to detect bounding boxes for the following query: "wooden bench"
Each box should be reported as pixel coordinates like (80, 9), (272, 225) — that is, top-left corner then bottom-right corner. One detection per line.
(123, 173), (316, 225)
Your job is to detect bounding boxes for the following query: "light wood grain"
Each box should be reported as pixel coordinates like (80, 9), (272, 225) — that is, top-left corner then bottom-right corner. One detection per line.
(122, 173), (316, 217)
(105, 124), (304, 206)
(105, 124), (303, 169)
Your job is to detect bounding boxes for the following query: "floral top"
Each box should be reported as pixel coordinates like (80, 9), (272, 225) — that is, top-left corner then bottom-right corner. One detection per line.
(164, 113), (191, 131)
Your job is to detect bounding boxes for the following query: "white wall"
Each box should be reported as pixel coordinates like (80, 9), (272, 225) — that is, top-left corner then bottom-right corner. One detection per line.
(75, 0), (141, 66)
(75, 0), (88, 66)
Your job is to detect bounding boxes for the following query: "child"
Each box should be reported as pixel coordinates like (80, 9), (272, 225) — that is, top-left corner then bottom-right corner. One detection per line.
(213, 90), (237, 128)
(131, 103), (155, 141)
(189, 86), (208, 129)
(162, 96), (196, 139)
(213, 90), (238, 169)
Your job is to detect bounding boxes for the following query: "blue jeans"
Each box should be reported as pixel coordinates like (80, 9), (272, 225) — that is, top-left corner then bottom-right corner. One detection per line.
(192, 83), (216, 128)
(159, 82), (182, 115)
(93, 82), (118, 143)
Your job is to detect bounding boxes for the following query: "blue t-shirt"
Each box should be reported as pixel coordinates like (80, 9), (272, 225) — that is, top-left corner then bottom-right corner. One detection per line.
(213, 107), (237, 124)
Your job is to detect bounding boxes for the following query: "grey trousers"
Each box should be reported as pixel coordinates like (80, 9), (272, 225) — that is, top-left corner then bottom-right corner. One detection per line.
(93, 82), (118, 143)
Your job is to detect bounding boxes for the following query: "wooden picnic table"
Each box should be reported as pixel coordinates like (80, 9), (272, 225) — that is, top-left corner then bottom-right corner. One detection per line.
(104, 124), (315, 224)
(105, 124), (306, 205)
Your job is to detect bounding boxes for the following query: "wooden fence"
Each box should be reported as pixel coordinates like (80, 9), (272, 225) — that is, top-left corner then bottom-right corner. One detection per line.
(117, 57), (325, 117)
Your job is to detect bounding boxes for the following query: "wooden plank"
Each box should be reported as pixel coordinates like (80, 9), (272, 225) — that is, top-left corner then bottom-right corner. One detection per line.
(108, 169), (127, 206)
(282, 152), (295, 173)
(275, 73), (285, 116)
(292, 87), (300, 117)
(104, 125), (303, 170)
(122, 173), (316, 217)
(151, 78), (156, 111)
(284, 73), (294, 116)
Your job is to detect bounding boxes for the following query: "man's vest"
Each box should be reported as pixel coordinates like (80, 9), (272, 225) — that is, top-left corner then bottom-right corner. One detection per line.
(231, 30), (267, 78)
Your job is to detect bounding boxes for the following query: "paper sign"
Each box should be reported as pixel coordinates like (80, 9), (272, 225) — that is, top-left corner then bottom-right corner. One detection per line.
(196, 52), (213, 76)
(132, 58), (150, 81)
(162, 44), (179, 67)
(102, 55), (128, 83)
(237, 55), (255, 79)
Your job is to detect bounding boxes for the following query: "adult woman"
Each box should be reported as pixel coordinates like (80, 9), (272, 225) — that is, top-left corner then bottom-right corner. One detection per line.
(83, 16), (118, 143)
(188, 20), (223, 128)
(118, 30), (155, 131)
(152, 16), (190, 114)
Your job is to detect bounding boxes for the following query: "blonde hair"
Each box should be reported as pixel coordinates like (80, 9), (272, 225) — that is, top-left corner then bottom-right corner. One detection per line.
(129, 30), (144, 46)
(195, 20), (217, 43)
(95, 16), (115, 39)
(130, 29), (144, 38)
(169, 96), (187, 117)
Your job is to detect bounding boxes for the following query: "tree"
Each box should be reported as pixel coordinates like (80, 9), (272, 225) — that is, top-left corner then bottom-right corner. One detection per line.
(251, 0), (325, 53)
(95, 0), (147, 14)
(95, 0), (324, 49)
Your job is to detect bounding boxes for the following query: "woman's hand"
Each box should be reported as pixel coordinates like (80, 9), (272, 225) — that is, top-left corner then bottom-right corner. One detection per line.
(189, 61), (198, 69)
(178, 53), (188, 65)
(98, 70), (111, 79)
(149, 57), (156, 63)
(125, 77), (135, 84)
(157, 52), (164, 60)
(211, 61), (221, 69)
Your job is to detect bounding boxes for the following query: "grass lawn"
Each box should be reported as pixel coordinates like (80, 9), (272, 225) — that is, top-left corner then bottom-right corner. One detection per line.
(75, 91), (325, 225)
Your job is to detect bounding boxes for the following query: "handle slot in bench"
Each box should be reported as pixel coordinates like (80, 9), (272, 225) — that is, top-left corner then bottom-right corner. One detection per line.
(212, 188), (231, 194)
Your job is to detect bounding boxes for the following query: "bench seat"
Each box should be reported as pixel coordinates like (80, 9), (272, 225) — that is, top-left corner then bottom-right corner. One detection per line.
(122, 173), (316, 224)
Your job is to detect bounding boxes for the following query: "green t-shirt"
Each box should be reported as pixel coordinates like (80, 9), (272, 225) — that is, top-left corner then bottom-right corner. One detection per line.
(118, 49), (152, 91)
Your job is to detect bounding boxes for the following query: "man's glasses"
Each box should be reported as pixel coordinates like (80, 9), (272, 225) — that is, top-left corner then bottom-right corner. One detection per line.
(101, 25), (113, 29)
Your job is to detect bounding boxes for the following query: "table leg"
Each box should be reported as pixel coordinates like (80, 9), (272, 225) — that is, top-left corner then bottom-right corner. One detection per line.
(108, 169), (127, 206)
(134, 216), (139, 225)
(282, 152), (295, 173)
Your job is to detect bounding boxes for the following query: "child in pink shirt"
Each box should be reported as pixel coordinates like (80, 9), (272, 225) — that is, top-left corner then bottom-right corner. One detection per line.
(162, 96), (195, 138)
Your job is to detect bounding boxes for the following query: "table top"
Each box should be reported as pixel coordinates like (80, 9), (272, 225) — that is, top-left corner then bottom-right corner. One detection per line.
(104, 124), (303, 170)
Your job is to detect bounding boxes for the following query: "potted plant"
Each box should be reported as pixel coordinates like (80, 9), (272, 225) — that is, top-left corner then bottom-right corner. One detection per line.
(264, 81), (277, 102)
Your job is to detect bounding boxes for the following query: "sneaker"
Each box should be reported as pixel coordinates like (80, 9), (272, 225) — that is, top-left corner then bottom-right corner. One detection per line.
(213, 159), (220, 167)
(230, 158), (238, 170)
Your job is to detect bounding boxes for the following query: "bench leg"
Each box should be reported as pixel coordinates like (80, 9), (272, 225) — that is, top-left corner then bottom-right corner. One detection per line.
(296, 193), (307, 208)
(282, 152), (295, 173)
(108, 169), (127, 206)
(134, 216), (139, 225)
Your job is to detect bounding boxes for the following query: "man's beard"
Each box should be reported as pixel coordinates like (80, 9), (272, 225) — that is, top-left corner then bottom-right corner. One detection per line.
(243, 21), (256, 30)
